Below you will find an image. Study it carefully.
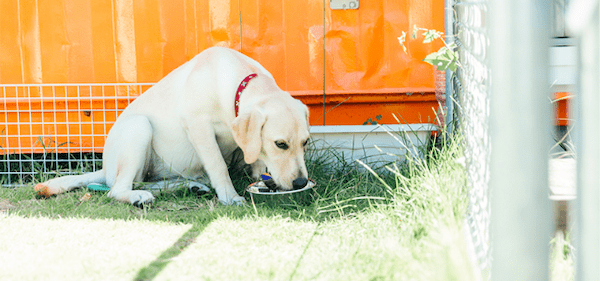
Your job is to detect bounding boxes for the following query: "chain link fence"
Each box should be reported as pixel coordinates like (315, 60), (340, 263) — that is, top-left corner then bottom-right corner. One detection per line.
(0, 83), (152, 186)
(451, 0), (491, 279)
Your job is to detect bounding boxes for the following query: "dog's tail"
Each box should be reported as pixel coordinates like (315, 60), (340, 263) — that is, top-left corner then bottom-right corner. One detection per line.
(34, 170), (106, 197)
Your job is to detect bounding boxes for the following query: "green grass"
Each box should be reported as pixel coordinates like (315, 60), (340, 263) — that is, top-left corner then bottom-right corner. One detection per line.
(550, 231), (575, 281)
(0, 133), (476, 281)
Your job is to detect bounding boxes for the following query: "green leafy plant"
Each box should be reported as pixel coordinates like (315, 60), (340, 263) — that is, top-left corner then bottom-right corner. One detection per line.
(398, 25), (460, 72)
(363, 115), (382, 125)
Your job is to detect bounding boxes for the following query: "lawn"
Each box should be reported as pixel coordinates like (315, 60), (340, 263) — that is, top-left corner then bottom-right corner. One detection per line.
(0, 135), (476, 281)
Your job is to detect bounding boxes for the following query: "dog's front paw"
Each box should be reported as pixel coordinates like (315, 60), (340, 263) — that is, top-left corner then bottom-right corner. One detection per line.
(189, 182), (211, 195)
(129, 190), (155, 208)
(232, 196), (246, 206)
(219, 195), (246, 206)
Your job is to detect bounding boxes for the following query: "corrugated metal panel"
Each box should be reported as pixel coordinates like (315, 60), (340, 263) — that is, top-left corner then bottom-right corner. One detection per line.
(0, 0), (443, 88)
(0, 0), (444, 154)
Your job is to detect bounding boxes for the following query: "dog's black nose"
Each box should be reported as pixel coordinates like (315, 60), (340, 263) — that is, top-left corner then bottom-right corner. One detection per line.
(292, 177), (308, 190)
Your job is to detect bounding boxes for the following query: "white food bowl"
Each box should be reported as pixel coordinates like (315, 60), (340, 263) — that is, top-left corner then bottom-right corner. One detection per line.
(246, 179), (316, 195)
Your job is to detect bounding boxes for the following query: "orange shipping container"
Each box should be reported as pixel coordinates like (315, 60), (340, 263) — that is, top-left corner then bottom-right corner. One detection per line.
(0, 0), (445, 154)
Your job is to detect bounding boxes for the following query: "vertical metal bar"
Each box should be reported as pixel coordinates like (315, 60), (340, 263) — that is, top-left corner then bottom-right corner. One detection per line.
(2, 86), (9, 184)
(445, 0), (454, 135)
(238, 0), (243, 53)
(77, 85), (83, 171)
(102, 85), (107, 144)
(573, 5), (600, 280)
(102, 85), (109, 172)
(27, 86), (34, 182)
(489, 0), (552, 280)
(3, 86), (12, 185)
(322, 0), (327, 126)
(41, 86), (47, 180)
(89, 85), (95, 171)
(51, 86), (59, 174)
(16, 87), (24, 185)
(62, 85), (72, 173)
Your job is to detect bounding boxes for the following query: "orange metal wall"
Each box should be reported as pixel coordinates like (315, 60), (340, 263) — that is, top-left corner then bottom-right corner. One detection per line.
(554, 92), (570, 126)
(1, 0), (445, 154)
(0, 0), (444, 87)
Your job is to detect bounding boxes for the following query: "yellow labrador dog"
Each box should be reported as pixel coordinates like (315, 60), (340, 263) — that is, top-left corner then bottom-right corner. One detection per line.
(35, 47), (310, 206)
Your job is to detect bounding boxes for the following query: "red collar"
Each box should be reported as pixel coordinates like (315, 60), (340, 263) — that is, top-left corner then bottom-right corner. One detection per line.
(235, 73), (258, 117)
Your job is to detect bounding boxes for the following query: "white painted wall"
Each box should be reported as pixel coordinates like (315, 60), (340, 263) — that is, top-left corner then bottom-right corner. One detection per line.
(309, 124), (436, 166)
(550, 45), (577, 92)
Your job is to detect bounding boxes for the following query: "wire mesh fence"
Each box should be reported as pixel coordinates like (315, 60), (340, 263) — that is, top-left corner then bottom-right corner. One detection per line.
(452, 0), (491, 279)
(0, 83), (153, 186)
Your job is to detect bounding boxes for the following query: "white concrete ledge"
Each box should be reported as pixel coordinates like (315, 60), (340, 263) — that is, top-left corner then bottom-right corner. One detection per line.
(309, 124), (437, 165)
(309, 124), (437, 134)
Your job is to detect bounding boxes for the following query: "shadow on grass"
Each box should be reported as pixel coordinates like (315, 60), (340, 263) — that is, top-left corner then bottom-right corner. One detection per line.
(134, 220), (213, 281)
(1, 143), (403, 281)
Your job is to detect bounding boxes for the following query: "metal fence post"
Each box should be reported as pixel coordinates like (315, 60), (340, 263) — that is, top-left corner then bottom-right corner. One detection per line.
(445, 0), (455, 135)
(575, 25), (600, 279)
(489, 0), (552, 280)
(567, 1), (600, 279)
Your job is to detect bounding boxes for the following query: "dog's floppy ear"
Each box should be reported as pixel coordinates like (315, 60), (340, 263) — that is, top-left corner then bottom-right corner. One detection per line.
(295, 99), (310, 123)
(231, 109), (266, 164)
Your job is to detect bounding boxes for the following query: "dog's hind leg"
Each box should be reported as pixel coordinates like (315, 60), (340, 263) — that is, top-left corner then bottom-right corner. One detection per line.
(103, 115), (156, 206)
(34, 170), (105, 197)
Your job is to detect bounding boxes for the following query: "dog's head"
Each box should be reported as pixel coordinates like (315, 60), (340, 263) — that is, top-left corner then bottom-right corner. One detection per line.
(231, 95), (310, 190)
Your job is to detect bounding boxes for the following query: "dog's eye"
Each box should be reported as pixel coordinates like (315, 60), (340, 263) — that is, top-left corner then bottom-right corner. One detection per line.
(275, 140), (289, 150)
(302, 139), (309, 147)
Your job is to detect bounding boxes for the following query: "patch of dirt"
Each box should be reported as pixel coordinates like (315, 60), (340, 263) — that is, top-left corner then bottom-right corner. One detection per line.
(0, 199), (15, 212)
